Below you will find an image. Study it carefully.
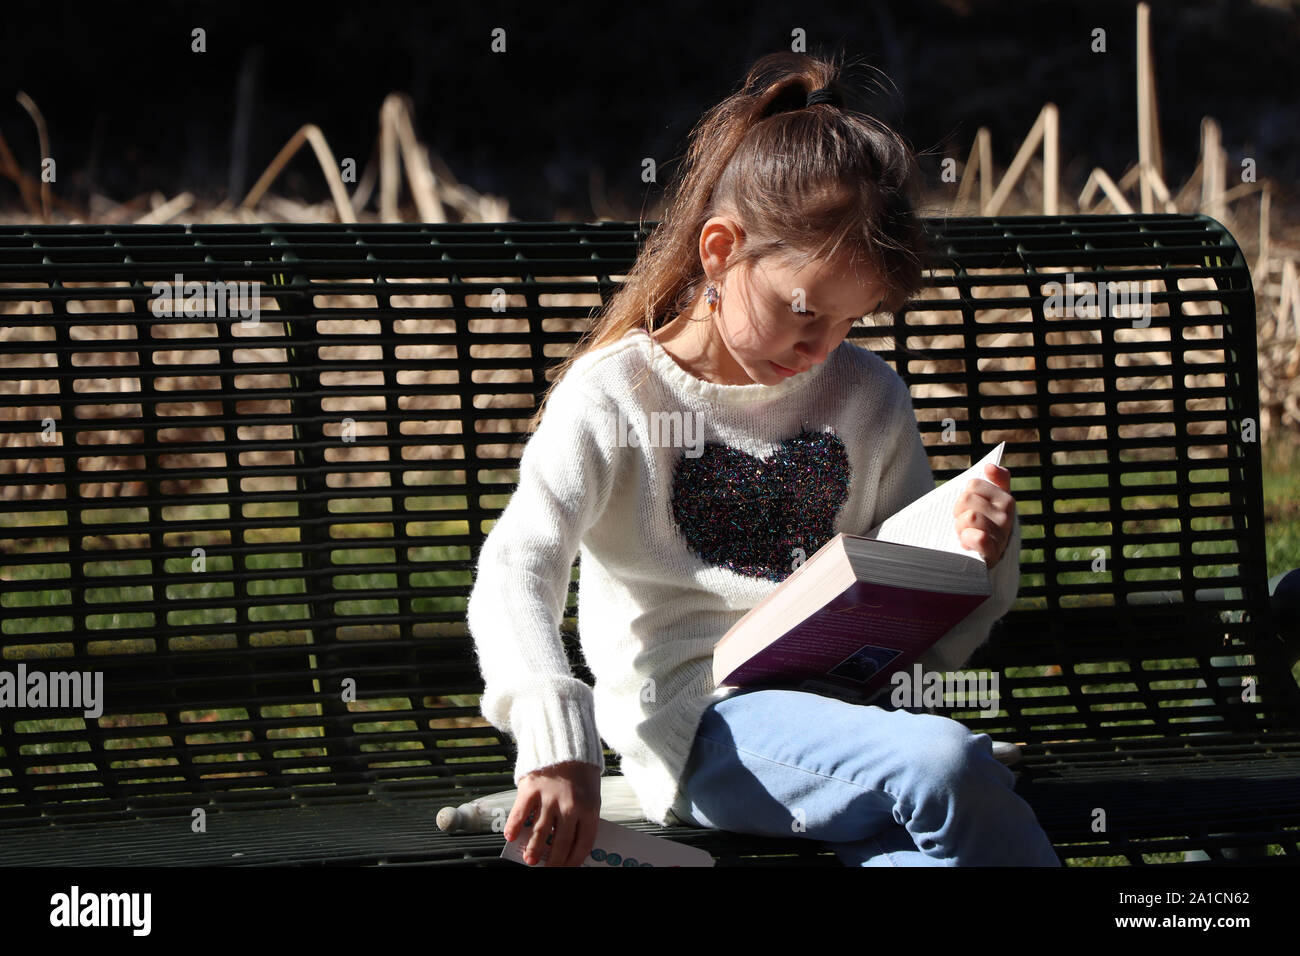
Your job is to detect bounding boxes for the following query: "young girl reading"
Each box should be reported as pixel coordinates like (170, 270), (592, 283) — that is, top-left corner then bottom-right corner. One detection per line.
(466, 51), (1060, 867)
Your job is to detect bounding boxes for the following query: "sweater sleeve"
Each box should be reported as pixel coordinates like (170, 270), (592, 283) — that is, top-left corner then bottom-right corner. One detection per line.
(466, 375), (616, 784)
(869, 380), (1023, 676)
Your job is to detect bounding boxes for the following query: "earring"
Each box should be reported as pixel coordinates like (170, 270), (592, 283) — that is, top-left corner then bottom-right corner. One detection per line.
(704, 282), (719, 312)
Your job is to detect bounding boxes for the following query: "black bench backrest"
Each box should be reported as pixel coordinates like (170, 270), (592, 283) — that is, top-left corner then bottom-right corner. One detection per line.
(0, 215), (1290, 819)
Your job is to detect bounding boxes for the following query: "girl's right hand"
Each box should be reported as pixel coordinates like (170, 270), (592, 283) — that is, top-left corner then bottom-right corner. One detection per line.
(504, 760), (603, 867)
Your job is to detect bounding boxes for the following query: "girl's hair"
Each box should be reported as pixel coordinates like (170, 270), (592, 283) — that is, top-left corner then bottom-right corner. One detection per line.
(525, 49), (937, 433)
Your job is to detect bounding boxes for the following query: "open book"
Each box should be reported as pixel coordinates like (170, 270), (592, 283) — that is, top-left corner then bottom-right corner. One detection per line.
(712, 442), (1007, 703)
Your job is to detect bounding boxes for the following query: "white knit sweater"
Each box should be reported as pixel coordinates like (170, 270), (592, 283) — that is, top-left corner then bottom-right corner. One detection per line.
(466, 327), (1022, 827)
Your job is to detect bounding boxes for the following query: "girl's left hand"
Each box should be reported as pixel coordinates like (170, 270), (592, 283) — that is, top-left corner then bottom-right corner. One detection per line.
(954, 463), (1016, 569)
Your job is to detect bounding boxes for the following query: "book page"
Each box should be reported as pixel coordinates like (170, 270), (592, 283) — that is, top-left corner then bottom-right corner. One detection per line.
(863, 442), (1005, 562)
(501, 817), (715, 867)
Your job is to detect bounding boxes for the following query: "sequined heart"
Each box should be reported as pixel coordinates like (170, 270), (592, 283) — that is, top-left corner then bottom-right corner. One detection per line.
(670, 428), (851, 581)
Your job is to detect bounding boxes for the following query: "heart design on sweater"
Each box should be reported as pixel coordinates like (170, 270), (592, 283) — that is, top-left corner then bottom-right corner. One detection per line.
(670, 427), (851, 582)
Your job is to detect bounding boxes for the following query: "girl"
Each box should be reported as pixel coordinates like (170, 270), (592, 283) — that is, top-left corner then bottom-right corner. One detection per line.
(466, 51), (1059, 867)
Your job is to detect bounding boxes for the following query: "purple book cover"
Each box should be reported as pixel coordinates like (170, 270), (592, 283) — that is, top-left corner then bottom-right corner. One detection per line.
(720, 579), (990, 699)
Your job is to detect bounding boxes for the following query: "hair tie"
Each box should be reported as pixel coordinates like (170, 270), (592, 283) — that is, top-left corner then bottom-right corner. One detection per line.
(805, 86), (840, 108)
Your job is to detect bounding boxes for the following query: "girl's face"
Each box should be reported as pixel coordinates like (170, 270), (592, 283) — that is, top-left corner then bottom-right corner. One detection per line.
(715, 252), (887, 385)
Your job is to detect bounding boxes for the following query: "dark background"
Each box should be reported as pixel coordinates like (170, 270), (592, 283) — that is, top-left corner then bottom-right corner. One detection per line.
(2, 0), (1297, 220)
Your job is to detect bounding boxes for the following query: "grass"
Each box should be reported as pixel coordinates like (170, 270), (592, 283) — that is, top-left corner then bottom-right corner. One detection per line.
(1262, 430), (1300, 585)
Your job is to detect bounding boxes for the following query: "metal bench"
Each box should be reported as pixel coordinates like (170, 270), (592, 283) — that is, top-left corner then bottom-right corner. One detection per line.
(0, 214), (1296, 866)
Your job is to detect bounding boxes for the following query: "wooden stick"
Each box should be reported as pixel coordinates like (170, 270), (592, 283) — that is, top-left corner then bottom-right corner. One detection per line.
(97, 191), (153, 226)
(986, 104), (1050, 216)
(1174, 158), (1203, 210)
(1133, 4), (1164, 214)
(14, 92), (52, 223)
(134, 192), (194, 225)
(240, 123), (357, 222)
(0, 129), (43, 217)
(1142, 164), (1179, 213)
(1145, 15), (1164, 192)
(1118, 163), (1142, 192)
(1218, 180), (1266, 205)
(347, 134), (381, 215)
(1282, 259), (1300, 340)
(978, 127), (992, 213)
(1043, 103), (1058, 215)
(1137, 2), (1154, 213)
(1201, 117), (1225, 224)
(1200, 119), (1213, 216)
(954, 127), (991, 214)
(1259, 183), (1271, 285)
(1258, 257), (1277, 340)
(1282, 259), (1300, 377)
(381, 94), (446, 224)
(1079, 167), (1135, 214)
(380, 93), (399, 220)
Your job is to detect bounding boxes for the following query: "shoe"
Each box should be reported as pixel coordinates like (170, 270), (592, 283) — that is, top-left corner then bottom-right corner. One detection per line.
(990, 740), (1022, 766)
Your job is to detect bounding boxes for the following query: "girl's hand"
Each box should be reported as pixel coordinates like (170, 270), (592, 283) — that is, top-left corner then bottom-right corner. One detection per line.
(954, 463), (1016, 569)
(504, 760), (602, 867)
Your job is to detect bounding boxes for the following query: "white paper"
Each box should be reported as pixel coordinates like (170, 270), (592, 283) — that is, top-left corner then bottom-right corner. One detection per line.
(501, 816), (716, 868)
(864, 441), (1006, 561)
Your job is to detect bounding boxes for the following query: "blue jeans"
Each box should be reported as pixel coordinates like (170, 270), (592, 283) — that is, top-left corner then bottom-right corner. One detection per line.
(669, 687), (1061, 866)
